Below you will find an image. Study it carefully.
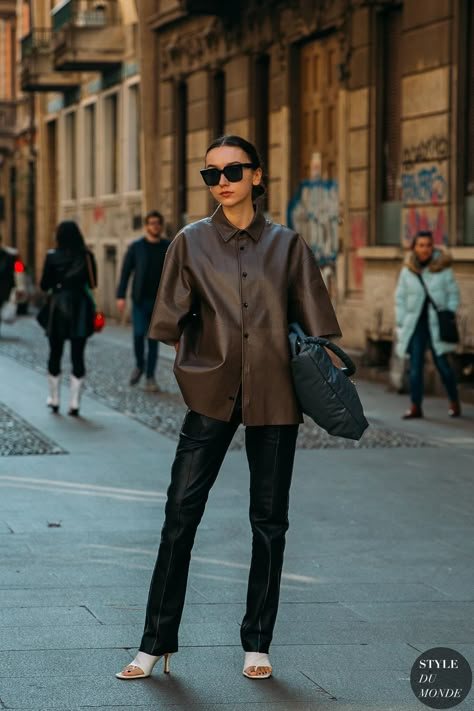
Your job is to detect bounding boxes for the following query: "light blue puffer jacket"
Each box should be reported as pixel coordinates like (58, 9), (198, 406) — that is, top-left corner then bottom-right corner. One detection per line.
(394, 249), (460, 358)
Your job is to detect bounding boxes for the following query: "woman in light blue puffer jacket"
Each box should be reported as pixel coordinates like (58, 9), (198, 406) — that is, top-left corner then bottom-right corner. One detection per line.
(394, 231), (460, 418)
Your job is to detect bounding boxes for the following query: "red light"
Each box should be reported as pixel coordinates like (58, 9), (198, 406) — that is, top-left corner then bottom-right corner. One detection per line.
(14, 260), (25, 273)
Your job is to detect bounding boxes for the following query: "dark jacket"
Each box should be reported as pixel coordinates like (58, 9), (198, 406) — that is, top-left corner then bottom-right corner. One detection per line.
(149, 205), (341, 426)
(116, 236), (171, 304)
(0, 248), (15, 303)
(40, 249), (97, 340)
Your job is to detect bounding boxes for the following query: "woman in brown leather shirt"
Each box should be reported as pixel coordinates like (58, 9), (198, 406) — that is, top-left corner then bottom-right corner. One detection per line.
(116, 136), (340, 682)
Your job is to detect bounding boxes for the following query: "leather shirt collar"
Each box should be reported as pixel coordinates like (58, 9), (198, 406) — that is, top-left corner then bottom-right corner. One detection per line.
(211, 204), (266, 242)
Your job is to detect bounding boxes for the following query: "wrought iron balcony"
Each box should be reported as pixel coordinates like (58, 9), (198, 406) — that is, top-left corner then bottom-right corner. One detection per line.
(20, 29), (81, 92)
(149, 0), (241, 30)
(0, 99), (16, 155)
(51, 0), (124, 70)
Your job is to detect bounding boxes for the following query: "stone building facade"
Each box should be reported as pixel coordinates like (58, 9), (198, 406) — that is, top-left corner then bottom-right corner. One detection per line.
(5, 0), (142, 316)
(4, 0), (473, 364)
(138, 0), (474, 360)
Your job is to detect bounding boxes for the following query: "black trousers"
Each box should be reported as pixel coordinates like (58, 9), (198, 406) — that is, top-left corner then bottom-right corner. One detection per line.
(140, 395), (299, 655)
(48, 336), (87, 378)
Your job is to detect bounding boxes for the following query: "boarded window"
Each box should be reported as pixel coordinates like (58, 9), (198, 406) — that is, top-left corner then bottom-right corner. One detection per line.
(127, 84), (141, 191)
(64, 111), (76, 200)
(466, 1), (474, 196)
(84, 104), (96, 197)
(104, 93), (118, 194)
(464, 0), (474, 243)
(381, 7), (402, 202)
(254, 54), (269, 209)
(175, 81), (187, 229)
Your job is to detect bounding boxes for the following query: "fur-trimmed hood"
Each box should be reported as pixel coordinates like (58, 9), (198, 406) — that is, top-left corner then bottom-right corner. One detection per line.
(404, 247), (453, 274)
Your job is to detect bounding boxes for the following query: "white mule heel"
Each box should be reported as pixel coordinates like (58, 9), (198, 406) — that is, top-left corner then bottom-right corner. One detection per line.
(243, 652), (273, 679)
(116, 651), (172, 679)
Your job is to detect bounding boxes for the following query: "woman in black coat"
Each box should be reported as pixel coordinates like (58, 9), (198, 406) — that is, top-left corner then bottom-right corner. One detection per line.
(39, 221), (97, 415)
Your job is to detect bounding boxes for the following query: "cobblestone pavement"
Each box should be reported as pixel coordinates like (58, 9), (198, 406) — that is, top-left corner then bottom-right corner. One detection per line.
(0, 402), (65, 456)
(0, 316), (434, 450)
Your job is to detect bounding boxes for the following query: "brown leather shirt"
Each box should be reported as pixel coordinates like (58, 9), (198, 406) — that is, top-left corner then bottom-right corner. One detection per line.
(149, 205), (341, 425)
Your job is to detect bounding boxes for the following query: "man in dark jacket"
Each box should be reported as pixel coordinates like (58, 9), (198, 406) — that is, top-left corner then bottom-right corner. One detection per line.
(0, 239), (15, 335)
(116, 211), (170, 391)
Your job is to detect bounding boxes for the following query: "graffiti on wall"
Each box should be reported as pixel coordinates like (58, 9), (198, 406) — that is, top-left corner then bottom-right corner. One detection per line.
(287, 179), (339, 296)
(402, 135), (449, 167)
(403, 206), (448, 247)
(401, 165), (447, 204)
(287, 178), (339, 264)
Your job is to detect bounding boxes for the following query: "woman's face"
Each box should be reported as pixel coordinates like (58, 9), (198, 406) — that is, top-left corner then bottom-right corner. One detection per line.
(204, 145), (262, 210)
(413, 237), (434, 262)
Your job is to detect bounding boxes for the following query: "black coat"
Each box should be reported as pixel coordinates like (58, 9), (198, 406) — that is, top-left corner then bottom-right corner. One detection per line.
(39, 249), (97, 340)
(0, 248), (15, 304)
(116, 236), (170, 304)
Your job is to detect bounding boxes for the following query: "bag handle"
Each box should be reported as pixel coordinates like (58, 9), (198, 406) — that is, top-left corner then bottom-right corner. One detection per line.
(416, 273), (439, 313)
(288, 322), (356, 378)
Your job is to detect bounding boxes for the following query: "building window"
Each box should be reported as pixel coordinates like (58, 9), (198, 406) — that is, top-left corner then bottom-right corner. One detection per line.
(175, 80), (187, 229)
(64, 111), (77, 200)
(464, 0), (474, 244)
(376, 6), (402, 244)
(212, 70), (225, 138)
(84, 103), (96, 197)
(254, 54), (270, 209)
(104, 92), (119, 194)
(127, 84), (141, 191)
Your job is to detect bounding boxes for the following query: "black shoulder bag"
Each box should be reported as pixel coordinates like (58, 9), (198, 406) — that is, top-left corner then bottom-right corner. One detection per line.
(288, 323), (369, 441)
(416, 274), (459, 344)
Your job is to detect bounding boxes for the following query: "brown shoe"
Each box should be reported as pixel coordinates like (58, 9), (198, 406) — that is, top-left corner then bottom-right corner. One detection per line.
(129, 367), (143, 386)
(402, 405), (423, 419)
(448, 401), (461, 417)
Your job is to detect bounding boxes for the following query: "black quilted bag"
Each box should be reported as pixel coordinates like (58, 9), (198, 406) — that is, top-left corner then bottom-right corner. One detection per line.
(288, 323), (369, 441)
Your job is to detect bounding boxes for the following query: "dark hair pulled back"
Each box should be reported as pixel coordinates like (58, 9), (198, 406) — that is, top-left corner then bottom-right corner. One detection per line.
(205, 135), (266, 202)
(55, 221), (86, 253)
(411, 230), (433, 250)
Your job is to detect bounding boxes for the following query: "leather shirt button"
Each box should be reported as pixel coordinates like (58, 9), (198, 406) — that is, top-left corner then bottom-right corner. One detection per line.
(240, 246), (244, 251)
(243, 302), (248, 308)
(244, 333), (249, 339)
(242, 272), (247, 277)
(228, 395), (235, 401)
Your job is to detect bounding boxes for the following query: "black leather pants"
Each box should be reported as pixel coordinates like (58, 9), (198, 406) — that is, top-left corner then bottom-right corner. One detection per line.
(139, 396), (298, 655)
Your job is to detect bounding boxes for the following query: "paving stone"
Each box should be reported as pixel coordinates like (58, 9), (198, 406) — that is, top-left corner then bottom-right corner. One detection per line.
(0, 317), (438, 450)
(0, 605), (99, 629)
(0, 402), (65, 456)
(0, 646), (336, 708)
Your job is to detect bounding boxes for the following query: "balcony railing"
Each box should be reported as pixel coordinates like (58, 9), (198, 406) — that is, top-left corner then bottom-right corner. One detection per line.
(20, 29), (81, 92)
(52, 0), (120, 32)
(21, 29), (53, 59)
(0, 100), (16, 134)
(149, 0), (241, 30)
(0, 100), (16, 154)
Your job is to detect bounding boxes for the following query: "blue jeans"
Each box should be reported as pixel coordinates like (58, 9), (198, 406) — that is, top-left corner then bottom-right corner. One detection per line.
(408, 315), (458, 406)
(132, 299), (159, 378)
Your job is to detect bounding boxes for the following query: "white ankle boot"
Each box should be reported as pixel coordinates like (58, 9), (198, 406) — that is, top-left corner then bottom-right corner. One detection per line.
(68, 375), (84, 416)
(47, 374), (61, 413)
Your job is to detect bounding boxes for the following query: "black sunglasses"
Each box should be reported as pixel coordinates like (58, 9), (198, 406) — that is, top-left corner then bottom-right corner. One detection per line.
(200, 162), (256, 187)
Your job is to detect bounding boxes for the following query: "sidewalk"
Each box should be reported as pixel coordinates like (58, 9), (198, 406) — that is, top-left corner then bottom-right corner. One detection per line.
(0, 323), (473, 710)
